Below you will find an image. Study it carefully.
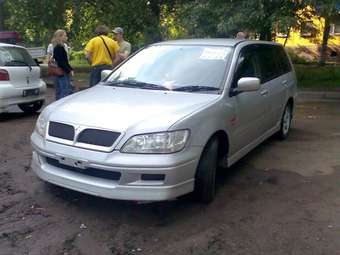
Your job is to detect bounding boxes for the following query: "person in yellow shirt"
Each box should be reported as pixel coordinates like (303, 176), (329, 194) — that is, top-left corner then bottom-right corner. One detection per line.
(84, 25), (119, 87)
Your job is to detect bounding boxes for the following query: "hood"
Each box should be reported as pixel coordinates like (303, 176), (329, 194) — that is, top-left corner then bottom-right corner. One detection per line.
(48, 85), (219, 133)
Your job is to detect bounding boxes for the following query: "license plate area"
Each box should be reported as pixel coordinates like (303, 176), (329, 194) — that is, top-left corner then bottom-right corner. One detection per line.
(23, 88), (39, 97)
(57, 156), (88, 169)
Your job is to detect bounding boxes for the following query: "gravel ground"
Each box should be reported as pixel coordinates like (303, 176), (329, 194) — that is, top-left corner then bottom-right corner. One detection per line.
(1, 88), (340, 255)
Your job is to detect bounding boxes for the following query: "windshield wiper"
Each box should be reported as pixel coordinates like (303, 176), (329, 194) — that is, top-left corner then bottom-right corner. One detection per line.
(173, 85), (220, 92)
(105, 80), (140, 88)
(5, 60), (32, 71)
(106, 80), (170, 91)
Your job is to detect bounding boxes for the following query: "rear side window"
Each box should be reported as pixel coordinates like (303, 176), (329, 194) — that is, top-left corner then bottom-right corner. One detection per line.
(257, 45), (291, 83)
(257, 45), (280, 83)
(276, 47), (292, 74)
(0, 47), (37, 67)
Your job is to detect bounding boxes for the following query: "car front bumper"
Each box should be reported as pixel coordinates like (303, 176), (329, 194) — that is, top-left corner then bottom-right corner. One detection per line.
(31, 131), (201, 201)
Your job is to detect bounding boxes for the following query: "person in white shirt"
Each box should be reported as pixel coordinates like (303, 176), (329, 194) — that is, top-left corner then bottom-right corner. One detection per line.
(47, 42), (69, 60)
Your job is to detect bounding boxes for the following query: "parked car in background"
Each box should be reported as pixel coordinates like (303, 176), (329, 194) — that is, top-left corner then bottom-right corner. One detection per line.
(0, 43), (46, 113)
(31, 39), (297, 203)
(0, 31), (46, 60)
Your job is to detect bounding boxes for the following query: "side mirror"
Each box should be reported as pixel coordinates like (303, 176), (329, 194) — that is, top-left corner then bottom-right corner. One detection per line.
(237, 77), (260, 92)
(101, 70), (112, 81)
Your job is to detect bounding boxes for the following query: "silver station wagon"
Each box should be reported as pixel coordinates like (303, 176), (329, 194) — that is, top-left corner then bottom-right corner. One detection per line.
(31, 39), (297, 203)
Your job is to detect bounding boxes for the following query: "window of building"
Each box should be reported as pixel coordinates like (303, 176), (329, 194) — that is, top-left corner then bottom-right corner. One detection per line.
(330, 16), (340, 35)
(276, 25), (289, 38)
(300, 21), (316, 37)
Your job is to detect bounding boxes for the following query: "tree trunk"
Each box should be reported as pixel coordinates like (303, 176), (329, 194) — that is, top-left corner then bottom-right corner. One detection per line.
(283, 27), (291, 47)
(148, 0), (162, 43)
(259, 26), (272, 41)
(319, 17), (331, 66)
(0, 1), (5, 31)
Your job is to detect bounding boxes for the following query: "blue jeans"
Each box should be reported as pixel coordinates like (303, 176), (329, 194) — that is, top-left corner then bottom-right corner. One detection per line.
(55, 74), (72, 100)
(89, 64), (112, 87)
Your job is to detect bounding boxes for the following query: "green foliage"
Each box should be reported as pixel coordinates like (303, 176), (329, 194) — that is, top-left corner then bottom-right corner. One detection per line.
(1, 0), (336, 54)
(295, 64), (340, 89)
(68, 50), (85, 61)
(4, 0), (68, 46)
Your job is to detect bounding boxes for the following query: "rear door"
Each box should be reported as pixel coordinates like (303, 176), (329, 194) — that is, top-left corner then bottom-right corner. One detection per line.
(0, 46), (40, 88)
(256, 45), (291, 128)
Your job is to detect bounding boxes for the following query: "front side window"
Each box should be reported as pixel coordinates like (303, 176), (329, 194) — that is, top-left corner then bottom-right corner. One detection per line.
(106, 45), (232, 93)
(232, 47), (259, 88)
(0, 47), (37, 66)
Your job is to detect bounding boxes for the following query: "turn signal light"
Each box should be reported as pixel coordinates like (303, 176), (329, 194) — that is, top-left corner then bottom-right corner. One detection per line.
(0, 69), (9, 81)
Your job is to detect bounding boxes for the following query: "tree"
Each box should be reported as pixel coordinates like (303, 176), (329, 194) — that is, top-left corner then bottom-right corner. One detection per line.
(174, 0), (309, 41)
(310, 0), (338, 65)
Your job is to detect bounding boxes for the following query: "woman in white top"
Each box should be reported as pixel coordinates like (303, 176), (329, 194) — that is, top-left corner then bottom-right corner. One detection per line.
(46, 42), (69, 60)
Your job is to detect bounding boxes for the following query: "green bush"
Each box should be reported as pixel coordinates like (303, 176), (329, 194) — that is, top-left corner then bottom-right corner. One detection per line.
(69, 50), (86, 62)
(295, 64), (340, 89)
(69, 50), (88, 67)
(286, 49), (312, 65)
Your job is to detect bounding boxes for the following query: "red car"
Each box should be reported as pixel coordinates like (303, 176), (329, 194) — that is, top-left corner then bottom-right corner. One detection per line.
(0, 31), (21, 44)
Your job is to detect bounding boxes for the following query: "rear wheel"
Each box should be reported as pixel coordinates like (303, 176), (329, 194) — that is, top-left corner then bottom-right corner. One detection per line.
(277, 103), (292, 140)
(18, 100), (44, 114)
(193, 137), (219, 203)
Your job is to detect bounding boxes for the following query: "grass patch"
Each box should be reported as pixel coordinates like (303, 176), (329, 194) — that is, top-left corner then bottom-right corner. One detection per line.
(295, 64), (340, 90)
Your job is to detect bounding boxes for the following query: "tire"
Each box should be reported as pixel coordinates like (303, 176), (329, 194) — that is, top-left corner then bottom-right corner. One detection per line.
(18, 100), (44, 114)
(277, 103), (292, 140)
(193, 137), (219, 203)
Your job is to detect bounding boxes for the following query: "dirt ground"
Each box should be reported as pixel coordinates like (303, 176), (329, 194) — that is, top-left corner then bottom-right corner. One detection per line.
(1, 88), (340, 255)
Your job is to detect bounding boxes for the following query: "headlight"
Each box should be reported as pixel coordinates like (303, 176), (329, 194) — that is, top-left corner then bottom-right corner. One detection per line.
(35, 113), (47, 137)
(121, 130), (190, 154)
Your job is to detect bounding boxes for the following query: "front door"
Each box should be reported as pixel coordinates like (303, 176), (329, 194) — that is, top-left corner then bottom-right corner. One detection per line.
(228, 45), (269, 153)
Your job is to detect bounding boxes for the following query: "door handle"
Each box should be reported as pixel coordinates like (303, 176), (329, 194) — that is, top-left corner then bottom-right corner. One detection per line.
(282, 80), (288, 86)
(260, 89), (268, 96)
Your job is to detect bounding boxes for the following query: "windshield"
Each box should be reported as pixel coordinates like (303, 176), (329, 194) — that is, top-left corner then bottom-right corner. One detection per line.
(0, 46), (37, 67)
(106, 45), (232, 93)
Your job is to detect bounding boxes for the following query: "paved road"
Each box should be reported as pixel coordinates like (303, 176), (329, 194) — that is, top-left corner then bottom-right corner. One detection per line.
(1, 88), (340, 255)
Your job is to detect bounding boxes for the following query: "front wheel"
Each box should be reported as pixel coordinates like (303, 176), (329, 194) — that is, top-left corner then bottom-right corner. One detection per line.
(277, 103), (292, 140)
(18, 100), (44, 114)
(193, 137), (219, 203)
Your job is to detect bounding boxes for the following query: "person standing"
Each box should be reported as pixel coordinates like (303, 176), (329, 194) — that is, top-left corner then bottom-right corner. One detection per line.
(46, 41), (69, 61)
(84, 25), (119, 87)
(52, 29), (73, 100)
(112, 27), (131, 65)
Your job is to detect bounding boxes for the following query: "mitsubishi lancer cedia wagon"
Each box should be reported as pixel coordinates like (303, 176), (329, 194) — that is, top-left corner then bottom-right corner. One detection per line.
(31, 39), (297, 203)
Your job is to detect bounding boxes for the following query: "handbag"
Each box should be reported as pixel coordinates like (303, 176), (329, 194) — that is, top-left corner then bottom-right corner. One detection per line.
(47, 59), (64, 76)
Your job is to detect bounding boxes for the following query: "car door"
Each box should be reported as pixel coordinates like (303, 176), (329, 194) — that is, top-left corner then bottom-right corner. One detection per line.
(256, 45), (290, 129)
(228, 45), (270, 152)
(269, 46), (293, 126)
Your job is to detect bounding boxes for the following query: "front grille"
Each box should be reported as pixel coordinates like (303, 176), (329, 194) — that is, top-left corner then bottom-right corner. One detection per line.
(45, 157), (121, 181)
(77, 129), (120, 147)
(48, 122), (74, 141)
